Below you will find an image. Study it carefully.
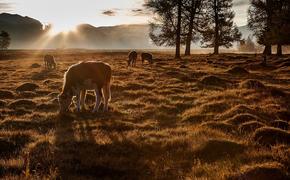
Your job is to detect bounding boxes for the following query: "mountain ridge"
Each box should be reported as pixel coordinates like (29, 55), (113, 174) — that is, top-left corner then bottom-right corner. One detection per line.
(0, 13), (252, 49)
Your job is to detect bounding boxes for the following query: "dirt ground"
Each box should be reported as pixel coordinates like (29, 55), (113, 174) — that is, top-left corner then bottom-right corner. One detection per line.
(0, 51), (289, 179)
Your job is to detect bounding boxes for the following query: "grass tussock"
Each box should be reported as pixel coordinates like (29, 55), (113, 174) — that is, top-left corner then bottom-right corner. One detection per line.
(16, 83), (39, 92)
(30, 63), (41, 68)
(199, 75), (231, 88)
(238, 121), (266, 134)
(253, 127), (290, 146)
(8, 99), (37, 110)
(240, 79), (266, 90)
(200, 121), (236, 134)
(193, 139), (246, 162)
(218, 104), (253, 119)
(226, 113), (261, 125)
(0, 90), (15, 99)
(0, 52), (289, 179)
(0, 100), (7, 108)
(227, 66), (249, 75)
(276, 110), (290, 121)
(270, 120), (289, 130)
(17, 91), (37, 98)
(227, 162), (289, 180)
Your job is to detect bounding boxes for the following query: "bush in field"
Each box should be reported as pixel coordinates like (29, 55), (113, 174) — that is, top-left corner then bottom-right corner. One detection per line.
(0, 31), (10, 50)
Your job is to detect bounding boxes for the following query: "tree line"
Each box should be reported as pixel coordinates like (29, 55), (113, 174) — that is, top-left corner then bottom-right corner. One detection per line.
(145, 0), (290, 58)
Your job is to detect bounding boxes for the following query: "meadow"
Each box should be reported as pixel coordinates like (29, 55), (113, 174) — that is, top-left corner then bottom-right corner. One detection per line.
(0, 50), (289, 179)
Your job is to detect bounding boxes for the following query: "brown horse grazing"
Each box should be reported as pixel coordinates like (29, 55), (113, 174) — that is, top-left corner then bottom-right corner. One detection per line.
(128, 51), (138, 67)
(44, 55), (56, 69)
(58, 61), (112, 113)
(141, 53), (153, 64)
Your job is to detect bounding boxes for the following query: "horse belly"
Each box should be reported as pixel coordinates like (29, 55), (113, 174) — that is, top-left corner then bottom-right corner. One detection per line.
(81, 79), (98, 90)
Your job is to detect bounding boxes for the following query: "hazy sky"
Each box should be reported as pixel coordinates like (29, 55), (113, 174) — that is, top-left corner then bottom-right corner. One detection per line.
(0, 0), (249, 33)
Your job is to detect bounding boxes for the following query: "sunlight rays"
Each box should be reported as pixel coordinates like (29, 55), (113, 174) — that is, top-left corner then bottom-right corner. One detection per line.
(30, 27), (82, 57)
(48, 24), (78, 36)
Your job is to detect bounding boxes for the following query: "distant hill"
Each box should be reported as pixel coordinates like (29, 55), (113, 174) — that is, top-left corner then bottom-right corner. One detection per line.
(0, 13), (253, 49)
(0, 13), (48, 48)
(47, 24), (153, 49)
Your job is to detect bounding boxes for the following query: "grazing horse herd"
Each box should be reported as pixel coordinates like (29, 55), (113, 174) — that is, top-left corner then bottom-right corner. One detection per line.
(128, 51), (153, 67)
(42, 51), (153, 114)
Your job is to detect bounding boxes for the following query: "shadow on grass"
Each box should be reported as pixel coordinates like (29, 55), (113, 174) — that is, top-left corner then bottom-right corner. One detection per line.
(54, 112), (149, 179)
(54, 109), (196, 179)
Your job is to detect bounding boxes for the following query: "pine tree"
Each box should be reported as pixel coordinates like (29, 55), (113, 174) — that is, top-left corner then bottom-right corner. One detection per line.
(248, 0), (275, 55)
(248, 0), (290, 56)
(145, 0), (183, 59)
(175, 0), (182, 59)
(183, 0), (202, 56)
(271, 0), (290, 56)
(199, 0), (241, 54)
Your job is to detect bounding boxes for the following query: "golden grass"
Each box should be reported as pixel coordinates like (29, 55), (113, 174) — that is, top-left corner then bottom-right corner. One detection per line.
(0, 51), (289, 179)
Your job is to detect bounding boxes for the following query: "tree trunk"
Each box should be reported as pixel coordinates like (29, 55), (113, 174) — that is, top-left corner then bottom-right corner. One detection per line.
(213, 0), (219, 55)
(185, 1), (195, 56)
(185, 22), (193, 56)
(175, 0), (182, 59)
(277, 44), (282, 56)
(263, 45), (272, 55)
(214, 43), (219, 54)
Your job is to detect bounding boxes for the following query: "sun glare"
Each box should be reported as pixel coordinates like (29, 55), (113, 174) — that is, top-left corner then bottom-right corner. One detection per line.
(49, 24), (77, 35)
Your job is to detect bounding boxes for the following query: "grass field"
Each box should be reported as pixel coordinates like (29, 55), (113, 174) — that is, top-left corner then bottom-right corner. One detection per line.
(0, 51), (289, 179)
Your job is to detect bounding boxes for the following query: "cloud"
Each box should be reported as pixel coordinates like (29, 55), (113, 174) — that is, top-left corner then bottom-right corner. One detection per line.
(233, 0), (250, 7)
(0, 0), (12, 12)
(131, 8), (151, 16)
(101, 7), (151, 17)
(102, 9), (117, 16)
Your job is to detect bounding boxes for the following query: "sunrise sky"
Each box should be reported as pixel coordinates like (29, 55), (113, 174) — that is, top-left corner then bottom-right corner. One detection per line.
(0, 0), (250, 34)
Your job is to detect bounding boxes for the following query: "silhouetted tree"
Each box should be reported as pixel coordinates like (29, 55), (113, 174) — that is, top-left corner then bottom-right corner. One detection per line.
(0, 31), (11, 50)
(249, 0), (290, 56)
(145, 0), (183, 59)
(183, 0), (202, 55)
(175, 0), (182, 59)
(271, 0), (290, 56)
(248, 0), (275, 55)
(199, 0), (241, 54)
